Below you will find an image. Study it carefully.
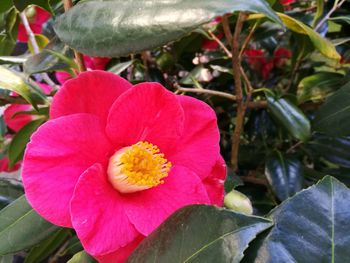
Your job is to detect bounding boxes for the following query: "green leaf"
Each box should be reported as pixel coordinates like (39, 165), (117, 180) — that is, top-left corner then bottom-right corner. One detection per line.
(250, 12), (341, 60)
(0, 8), (19, 56)
(128, 205), (272, 263)
(108, 60), (133, 75)
(24, 37), (72, 75)
(313, 81), (350, 137)
(25, 228), (71, 263)
(13, 0), (53, 14)
(8, 118), (45, 167)
(0, 0), (13, 14)
(0, 56), (27, 65)
(265, 152), (303, 201)
(28, 34), (49, 54)
(0, 179), (24, 209)
(266, 93), (311, 142)
(308, 134), (350, 169)
(0, 255), (13, 263)
(54, 0), (282, 57)
(0, 195), (58, 255)
(297, 72), (345, 103)
(242, 176), (350, 262)
(0, 66), (46, 107)
(68, 251), (96, 263)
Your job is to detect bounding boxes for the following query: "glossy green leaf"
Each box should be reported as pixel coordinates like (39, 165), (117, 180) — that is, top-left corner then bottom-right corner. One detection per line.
(250, 12), (341, 60)
(0, 195), (58, 255)
(24, 37), (72, 75)
(13, 0), (53, 14)
(266, 93), (311, 141)
(128, 205), (272, 263)
(0, 66), (46, 107)
(297, 72), (345, 103)
(8, 118), (45, 167)
(243, 176), (350, 263)
(308, 134), (350, 168)
(265, 152), (303, 201)
(54, 0), (282, 57)
(68, 251), (96, 263)
(108, 60), (133, 75)
(313, 81), (350, 137)
(25, 228), (71, 263)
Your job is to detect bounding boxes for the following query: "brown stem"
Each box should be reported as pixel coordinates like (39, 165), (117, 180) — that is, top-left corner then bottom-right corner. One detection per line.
(207, 30), (232, 57)
(176, 86), (237, 100)
(230, 13), (247, 172)
(284, 54), (303, 93)
(62, 0), (86, 72)
(222, 14), (233, 47)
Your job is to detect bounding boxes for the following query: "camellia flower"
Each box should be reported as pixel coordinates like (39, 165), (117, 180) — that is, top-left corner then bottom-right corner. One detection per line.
(22, 71), (226, 262)
(17, 6), (50, 42)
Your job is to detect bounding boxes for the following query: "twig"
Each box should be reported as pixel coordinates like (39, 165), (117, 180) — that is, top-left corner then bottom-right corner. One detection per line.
(176, 86), (237, 100)
(239, 21), (259, 58)
(62, 0), (86, 72)
(286, 141), (303, 154)
(207, 30), (232, 57)
(284, 54), (303, 93)
(314, 0), (346, 31)
(222, 14), (233, 47)
(228, 13), (248, 171)
(19, 12), (58, 89)
(241, 175), (268, 186)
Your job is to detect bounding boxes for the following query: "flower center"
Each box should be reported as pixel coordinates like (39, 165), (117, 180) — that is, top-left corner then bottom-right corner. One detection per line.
(107, 141), (172, 193)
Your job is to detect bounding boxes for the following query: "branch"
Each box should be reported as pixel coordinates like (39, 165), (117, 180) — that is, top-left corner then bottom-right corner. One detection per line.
(19, 12), (58, 89)
(176, 86), (236, 100)
(207, 30), (232, 58)
(62, 0), (86, 72)
(229, 13), (248, 172)
(314, 0), (346, 31)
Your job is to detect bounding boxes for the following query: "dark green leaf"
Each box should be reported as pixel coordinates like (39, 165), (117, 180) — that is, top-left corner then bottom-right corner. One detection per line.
(8, 118), (45, 167)
(68, 251), (96, 263)
(54, 0), (282, 57)
(128, 205), (272, 263)
(24, 37), (72, 75)
(308, 134), (350, 168)
(265, 152), (303, 201)
(13, 0), (53, 14)
(0, 8), (19, 56)
(0, 0), (13, 14)
(243, 176), (350, 263)
(25, 228), (71, 263)
(266, 93), (311, 141)
(0, 195), (58, 255)
(313, 81), (350, 137)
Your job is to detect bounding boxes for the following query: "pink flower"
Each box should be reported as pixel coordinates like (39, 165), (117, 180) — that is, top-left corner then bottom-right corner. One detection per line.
(22, 71), (226, 262)
(3, 104), (33, 132)
(55, 56), (110, 84)
(0, 156), (21, 173)
(280, 0), (295, 5)
(17, 6), (50, 43)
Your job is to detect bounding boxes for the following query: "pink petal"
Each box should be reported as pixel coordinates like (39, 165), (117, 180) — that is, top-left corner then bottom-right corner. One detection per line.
(106, 82), (184, 153)
(203, 156), (227, 206)
(50, 71), (131, 124)
(22, 114), (112, 227)
(34, 6), (51, 25)
(4, 104), (33, 132)
(168, 95), (220, 179)
(124, 165), (210, 236)
(37, 82), (53, 95)
(70, 164), (139, 256)
(95, 235), (144, 263)
(55, 71), (71, 85)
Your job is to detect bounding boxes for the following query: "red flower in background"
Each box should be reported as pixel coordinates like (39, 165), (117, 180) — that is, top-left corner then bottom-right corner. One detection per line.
(0, 156), (21, 173)
(244, 48), (291, 80)
(17, 6), (50, 42)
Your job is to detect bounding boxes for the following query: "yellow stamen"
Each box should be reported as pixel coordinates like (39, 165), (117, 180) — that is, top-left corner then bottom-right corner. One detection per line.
(107, 141), (172, 193)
